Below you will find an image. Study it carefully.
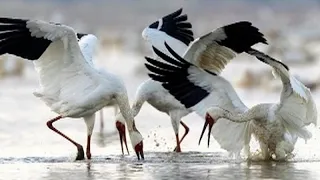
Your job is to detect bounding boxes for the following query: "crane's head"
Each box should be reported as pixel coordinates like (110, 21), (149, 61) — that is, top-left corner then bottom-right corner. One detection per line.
(198, 107), (227, 148)
(206, 107), (229, 122)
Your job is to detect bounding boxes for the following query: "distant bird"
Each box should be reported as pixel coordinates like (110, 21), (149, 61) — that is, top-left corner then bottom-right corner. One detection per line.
(0, 17), (144, 160)
(144, 21), (267, 157)
(115, 8), (194, 152)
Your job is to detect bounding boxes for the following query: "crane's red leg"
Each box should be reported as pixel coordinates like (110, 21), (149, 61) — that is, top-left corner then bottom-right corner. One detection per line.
(175, 133), (181, 152)
(174, 121), (189, 152)
(86, 135), (91, 159)
(46, 116), (84, 160)
(178, 121), (189, 145)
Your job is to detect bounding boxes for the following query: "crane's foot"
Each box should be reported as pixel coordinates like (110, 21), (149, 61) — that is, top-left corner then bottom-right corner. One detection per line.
(173, 146), (181, 152)
(86, 151), (91, 160)
(75, 145), (85, 160)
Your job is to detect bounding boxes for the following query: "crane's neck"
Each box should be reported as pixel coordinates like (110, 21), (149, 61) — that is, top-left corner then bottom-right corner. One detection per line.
(222, 111), (253, 123)
(115, 93), (134, 132)
(247, 48), (290, 83)
(131, 98), (145, 118)
(215, 105), (268, 124)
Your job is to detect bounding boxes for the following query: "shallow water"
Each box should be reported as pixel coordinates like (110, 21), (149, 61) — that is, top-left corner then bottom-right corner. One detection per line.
(1, 53), (320, 179)
(1, 154), (320, 180)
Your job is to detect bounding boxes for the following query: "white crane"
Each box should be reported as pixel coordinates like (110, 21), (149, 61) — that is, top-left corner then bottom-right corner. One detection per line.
(115, 8), (194, 152)
(144, 21), (267, 157)
(205, 49), (317, 160)
(0, 17), (144, 160)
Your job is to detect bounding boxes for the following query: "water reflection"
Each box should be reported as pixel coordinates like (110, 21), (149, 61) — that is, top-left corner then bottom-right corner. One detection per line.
(115, 163), (145, 179)
(1, 156), (320, 180)
(43, 163), (96, 180)
(86, 161), (94, 179)
(202, 162), (318, 180)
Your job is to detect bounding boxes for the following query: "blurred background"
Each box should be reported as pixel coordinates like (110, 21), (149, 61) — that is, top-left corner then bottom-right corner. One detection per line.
(1, 0), (320, 89)
(0, 0), (320, 160)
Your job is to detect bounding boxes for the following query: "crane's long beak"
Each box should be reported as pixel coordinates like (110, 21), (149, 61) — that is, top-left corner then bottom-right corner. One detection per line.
(135, 141), (144, 160)
(198, 113), (216, 148)
(116, 121), (130, 155)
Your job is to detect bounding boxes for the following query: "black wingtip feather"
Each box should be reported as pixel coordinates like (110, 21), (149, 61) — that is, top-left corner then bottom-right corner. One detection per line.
(164, 42), (190, 65)
(76, 33), (88, 40)
(145, 56), (184, 72)
(152, 45), (188, 68)
(146, 44), (210, 109)
(217, 21), (268, 53)
(0, 17), (53, 60)
(0, 17), (27, 24)
(149, 8), (194, 46)
(163, 8), (183, 21)
(173, 14), (188, 22)
(176, 22), (192, 29)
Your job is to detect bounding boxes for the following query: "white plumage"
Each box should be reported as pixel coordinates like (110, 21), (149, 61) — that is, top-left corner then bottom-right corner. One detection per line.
(115, 79), (191, 152)
(0, 17), (144, 160)
(142, 8), (194, 61)
(182, 30), (235, 74)
(205, 49), (318, 160)
(116, 9), (194, 152)
(142, 27), (188, 60)
(145, 43), (251, 156)
(145, 21), (267, 156)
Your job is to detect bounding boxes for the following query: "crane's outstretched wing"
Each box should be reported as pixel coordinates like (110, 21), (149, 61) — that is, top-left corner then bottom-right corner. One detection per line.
(142, 8), (194, 59)
(0, 17), (99, 112)
(144, 8), (194, 46)
(78, 34), (98, 67)
(183, 21), (267, 74)
(145, 43), (252, 155)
